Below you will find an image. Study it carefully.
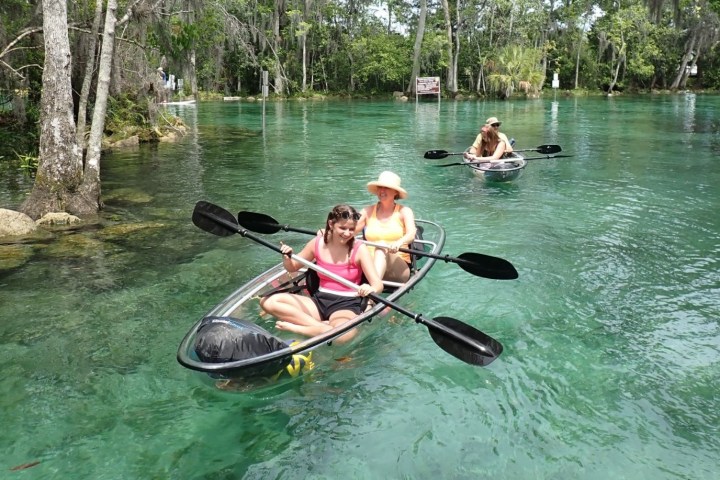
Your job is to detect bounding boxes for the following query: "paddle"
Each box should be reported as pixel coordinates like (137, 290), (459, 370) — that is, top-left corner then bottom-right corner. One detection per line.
(193, 201), (503, 366)
(423, 150), (465, 159)
(512, 145), (562, 154)
(436, 154), (574, 167)
(521, 154), (574, 161)
(237, 210), (519, 280)
(424, 144), (561, 159)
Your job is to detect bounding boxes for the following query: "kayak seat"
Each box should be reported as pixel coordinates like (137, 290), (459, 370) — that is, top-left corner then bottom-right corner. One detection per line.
(409, 225), (425, 272)
(260, 270), (315, 298)
(304, 267), (320, 295)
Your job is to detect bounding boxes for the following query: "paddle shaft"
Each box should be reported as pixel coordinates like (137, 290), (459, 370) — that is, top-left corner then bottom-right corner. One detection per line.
(424, 145), (560, 159)
(512, 145), (561, 153)
(438, 155), (573, 167)
(279, 246), (496, 357)
(237, 210), (518, 280)
(198, 208), (495, 356)
(251, 220), (509, 276)
(238, 214), (472, 267)
(521, 154), (574, 160)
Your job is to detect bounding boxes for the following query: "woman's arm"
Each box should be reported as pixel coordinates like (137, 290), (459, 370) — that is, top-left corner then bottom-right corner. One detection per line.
(356, 244), (384, 295)
(464, 134), (483, 158)
(280, 238), (315, 272)
(354, 207), (369, 235)
(499, 133), (513, 153)
(473, 141), (507, 163)
(390, 206), (416, 251)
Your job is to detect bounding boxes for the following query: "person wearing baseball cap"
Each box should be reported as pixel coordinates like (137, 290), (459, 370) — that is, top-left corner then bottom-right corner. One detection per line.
(484, 117), (512, 152)
(464, 116), (513, 163)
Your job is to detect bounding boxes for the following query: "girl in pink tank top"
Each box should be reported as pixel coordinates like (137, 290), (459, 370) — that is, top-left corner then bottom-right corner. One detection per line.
(259, 205), (384, 344)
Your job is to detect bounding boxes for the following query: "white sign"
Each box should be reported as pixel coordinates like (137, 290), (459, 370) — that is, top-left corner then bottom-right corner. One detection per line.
(416, 76), (440, 94)
(552, 72), (559, 89)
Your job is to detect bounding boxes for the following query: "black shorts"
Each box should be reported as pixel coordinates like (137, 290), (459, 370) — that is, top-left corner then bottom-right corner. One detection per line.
(311, 291), (367, 320)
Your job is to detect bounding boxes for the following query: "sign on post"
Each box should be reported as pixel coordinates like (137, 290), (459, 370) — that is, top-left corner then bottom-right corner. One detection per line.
(416, 76), (441, 103)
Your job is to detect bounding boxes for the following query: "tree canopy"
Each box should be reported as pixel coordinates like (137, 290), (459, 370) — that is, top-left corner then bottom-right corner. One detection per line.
(0, 0), (718, 217)
(3, 0), (718, 104)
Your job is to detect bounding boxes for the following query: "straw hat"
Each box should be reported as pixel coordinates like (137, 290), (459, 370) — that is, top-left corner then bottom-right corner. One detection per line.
(485, 116), (502, 126)
(367, 171), (408, 199)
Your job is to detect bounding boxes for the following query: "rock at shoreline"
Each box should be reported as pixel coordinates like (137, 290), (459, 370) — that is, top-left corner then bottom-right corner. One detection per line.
(36, 212), (82, 226)
(0, 208), (37, 236)
(1, 209), (84, 239)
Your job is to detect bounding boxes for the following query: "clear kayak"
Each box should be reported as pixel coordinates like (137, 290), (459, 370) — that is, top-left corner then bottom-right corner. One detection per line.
(176, 219), (446, 384)
(465, 152), (527, 182)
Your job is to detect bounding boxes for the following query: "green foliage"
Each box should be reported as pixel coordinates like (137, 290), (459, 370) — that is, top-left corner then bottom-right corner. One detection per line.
(4, 0), (720, 116)
(105, 95), (151, 137)
(421, 31), (449, 73)
(0, 0), (33, 32)
(700, 43), (720, 88)
(0, 110), (39, 164)
(15, 149), (38, 173)
(710, 0), (720, 14)
(487, 46), (544, 98)
(350, 34), (413, 92)
(171, 21), (199, 54)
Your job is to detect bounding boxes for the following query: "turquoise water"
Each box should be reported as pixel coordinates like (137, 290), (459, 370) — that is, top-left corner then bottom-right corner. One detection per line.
(1, 95), (719, 479)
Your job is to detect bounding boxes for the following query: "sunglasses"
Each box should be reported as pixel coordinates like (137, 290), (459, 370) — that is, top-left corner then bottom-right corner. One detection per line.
(336, 211), (361, 221)
(490, 123), (501, 127)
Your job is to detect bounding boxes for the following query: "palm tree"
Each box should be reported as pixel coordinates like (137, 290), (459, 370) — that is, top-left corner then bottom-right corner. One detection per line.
(487, 45), (544, 98)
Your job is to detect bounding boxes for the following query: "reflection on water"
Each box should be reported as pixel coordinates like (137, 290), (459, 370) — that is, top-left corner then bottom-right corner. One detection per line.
(1, 96), (719, 479)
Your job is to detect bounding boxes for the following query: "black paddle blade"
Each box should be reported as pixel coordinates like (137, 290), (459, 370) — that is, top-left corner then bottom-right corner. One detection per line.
(457, 252), (519, 280)
(238, 211), (282, 234)
(424, 150), (450, 159)
(427, 316), (503, 366)
(424, 150), (465, 159)
(535, 145), (561, 154)
(512, 144), (561, 154)
(192, 201), (239, 237)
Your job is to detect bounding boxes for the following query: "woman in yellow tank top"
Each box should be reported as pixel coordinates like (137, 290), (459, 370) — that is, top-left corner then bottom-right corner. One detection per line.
(356, 171), (417, 283)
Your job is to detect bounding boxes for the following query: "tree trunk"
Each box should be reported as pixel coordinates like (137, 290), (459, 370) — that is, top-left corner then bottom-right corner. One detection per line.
(670, 33), (697, 89)
(608, 49), (624, 93)
(387, 0), (393, 35)
(273, 0), (285, 94)
(21, 0), (88, 219)
(77, 0), (120, 210)
(302, 36), (307, 92)
(574, 36), (582, 89)
(440, 0), (456, 94)
(184, 0), (199, 98)
(189, 48), (198, 97)
(679, 54), (699, 89)
(450, 0), (461, 95)
(408, 0), (427, 95)
(76, 0), (104, 149)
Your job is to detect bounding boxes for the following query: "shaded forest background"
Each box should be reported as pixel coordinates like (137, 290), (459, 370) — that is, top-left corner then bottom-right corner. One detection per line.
(0, 0), (718, 217)
(2, 0), (719, 106)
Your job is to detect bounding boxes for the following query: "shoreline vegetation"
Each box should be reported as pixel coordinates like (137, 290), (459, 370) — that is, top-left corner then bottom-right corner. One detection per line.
(2, 86), (715, 165)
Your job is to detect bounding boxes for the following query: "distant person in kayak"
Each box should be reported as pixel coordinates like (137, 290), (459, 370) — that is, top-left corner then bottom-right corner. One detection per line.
(465, 116), (513, 162)
(464, 124), (508, 164)
(355, 171), (417, 283)
(260, 204), (384, 342)
(485, 116), (513, 152)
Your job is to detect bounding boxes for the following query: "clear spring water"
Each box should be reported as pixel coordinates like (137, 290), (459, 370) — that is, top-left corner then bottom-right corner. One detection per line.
(1, 95), (718, 479)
